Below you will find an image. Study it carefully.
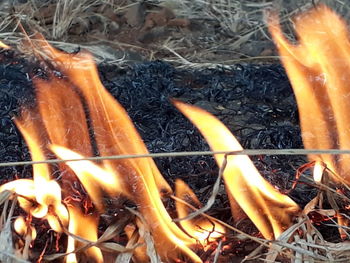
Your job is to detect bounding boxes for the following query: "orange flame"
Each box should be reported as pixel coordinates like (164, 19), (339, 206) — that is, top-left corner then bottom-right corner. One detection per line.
(38, 45), (202, 262)
(269, 5), (350, 183)
(173, 100), (300, 239)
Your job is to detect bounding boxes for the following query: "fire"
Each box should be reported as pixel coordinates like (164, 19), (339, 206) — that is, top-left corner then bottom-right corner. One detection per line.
(14, 216), (36, 241)
(0, 110), (69, 233)
(0, 30), (307, 260)
(269, 5), (350, 184)
(173, 101), (300, 240)
(0, 38), (222, 262)
(66, 206), (103, 263)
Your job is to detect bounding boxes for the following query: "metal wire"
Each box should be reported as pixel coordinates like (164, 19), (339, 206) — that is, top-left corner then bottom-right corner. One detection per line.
(1, 148), (350, 167)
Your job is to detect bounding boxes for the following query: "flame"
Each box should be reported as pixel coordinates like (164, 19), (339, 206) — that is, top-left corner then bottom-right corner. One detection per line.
(313, 161), (325, 183)
(66, 206), (103, 263)
(0, 110), (69, 232)
(175, 179), (225, 243)
(51, 145), (122, 211)
(14, 216), (37, 240)
(32, 42), (206, 262)
(0, 41), (9, 49)
(173, 100), (300, 239)
(269, 5), (350, 183)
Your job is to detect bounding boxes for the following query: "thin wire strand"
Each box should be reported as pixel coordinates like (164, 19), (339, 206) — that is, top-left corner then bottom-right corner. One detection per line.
(1, 148), (350, 167)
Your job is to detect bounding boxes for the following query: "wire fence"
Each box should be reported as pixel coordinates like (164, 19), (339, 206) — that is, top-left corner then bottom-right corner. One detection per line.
(1, 148), (350, 167)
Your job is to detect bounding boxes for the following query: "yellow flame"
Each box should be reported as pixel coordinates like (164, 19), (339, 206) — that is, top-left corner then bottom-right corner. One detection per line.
(313, 161), (325, 183)
(173, 100), (300, 239)
(66, 206), (103, 263)
(50, 145), (123, 210)
(15, 112), (69, 231)
(14, 216), (37, 240)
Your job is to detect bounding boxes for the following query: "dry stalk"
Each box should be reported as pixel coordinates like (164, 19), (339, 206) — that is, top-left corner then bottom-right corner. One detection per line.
(212, 239), (222, 263)
(45, 221), (134, 261)
(52, 0), (96, 39)
(115, 228), (139, 263)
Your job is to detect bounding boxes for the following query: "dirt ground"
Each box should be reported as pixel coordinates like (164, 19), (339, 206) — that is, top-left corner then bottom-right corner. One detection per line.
(0, 0), (349, 67)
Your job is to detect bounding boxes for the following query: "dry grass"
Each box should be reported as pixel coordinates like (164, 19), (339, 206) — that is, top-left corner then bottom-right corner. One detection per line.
(0, 0), (349, 67)
(1, 157), (350, 262)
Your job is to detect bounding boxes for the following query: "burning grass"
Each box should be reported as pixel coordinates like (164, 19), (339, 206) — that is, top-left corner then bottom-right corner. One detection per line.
(3, 2), (350, 263)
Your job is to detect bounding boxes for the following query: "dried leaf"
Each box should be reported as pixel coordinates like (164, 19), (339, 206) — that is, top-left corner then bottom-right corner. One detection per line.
(115, 228), (139, 263)
(97, 242), (132, 253)
(97, 222), (122, 243)
(303, 195), (319, 215)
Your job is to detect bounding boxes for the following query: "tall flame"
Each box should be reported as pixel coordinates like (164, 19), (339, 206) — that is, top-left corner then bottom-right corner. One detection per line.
(173, 100), (300, 239)
(39, 44), (202, 262)
(269, 5), (350, 183)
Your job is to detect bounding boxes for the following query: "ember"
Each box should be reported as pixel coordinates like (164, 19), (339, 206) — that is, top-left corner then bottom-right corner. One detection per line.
(2, 3), (350, 263)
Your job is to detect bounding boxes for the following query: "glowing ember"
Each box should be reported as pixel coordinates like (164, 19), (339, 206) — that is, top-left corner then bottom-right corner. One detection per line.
(269, 5), (350, 184)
